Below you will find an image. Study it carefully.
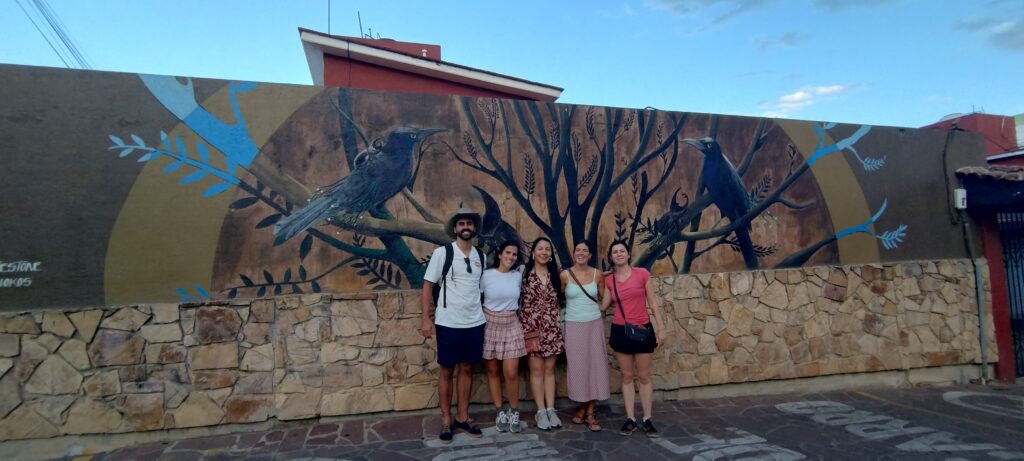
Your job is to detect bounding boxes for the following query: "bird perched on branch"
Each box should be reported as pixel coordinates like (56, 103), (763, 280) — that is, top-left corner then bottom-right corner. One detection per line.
(683, 137), (759, 269)
(273, 126), (445, 245)
(471, 185), (525, 259)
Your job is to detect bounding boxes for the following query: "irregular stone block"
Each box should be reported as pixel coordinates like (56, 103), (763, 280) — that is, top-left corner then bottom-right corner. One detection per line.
(57, 339), (90, 370)
(240, 343), (274, 371)
(275, 387), (322, 421)
(68, 310), (102, 343)
(236, 371), (273, 394)
(188, 342), (239, 370)
(41, 312), (75, 338)
(323, 363), (362, 390)
(63, 398), (123, 434)
(19, 337), (50, 383)
(145, 343), (186, 364)
(375, 318), (426, 347)
(101, 307), (151, 331)
(0, 334), (18, 357)
(708, 274), (731, 301)
(117, 393), (163, 431)
(0, 314), (40, 334)
(251, 299), (275, 323)
(83, 370), (120, 397)
(321, 387), (392, 416)
(25, 395), (75, 427)
(0, 406), (59, 440)
(170, 393), (224, 428)
(703, 316), (727, 335)
(151, 303), (180, 324)
(321, 342), (359, 363)
(729, 272), (752, 296)
(0, 372), (22, 418)
(192, 370), (238, 390)
(194, 307), (242, 344)
(243, 323), (271, 345)
(394, 383), (437, 411)
(224, 395), (271, 423)
(331, 300), (378, 337)
(35, 333), (62, 353)
(88, 330), (144, 366)
(25, 355), (82, 395)
(760, 281), (789, 309)
(140, 323), (183, 343)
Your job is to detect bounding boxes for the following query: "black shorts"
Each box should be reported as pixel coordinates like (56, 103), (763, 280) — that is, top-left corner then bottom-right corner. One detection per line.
(609, 322), (657, 354)
(436, 323), (486, 367)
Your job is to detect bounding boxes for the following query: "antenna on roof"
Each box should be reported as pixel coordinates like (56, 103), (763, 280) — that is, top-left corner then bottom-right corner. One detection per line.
(327, 0), (331, 34)
(358, 11), (364, 38)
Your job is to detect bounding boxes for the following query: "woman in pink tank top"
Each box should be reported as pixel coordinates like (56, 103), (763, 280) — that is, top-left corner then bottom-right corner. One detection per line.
(599, 240), (666, 438)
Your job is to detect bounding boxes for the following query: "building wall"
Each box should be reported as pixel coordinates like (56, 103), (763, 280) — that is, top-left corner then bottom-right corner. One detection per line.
(322, 54), (525, 100)
(0, 259), (994, 441)
(0, 65), (990, 311)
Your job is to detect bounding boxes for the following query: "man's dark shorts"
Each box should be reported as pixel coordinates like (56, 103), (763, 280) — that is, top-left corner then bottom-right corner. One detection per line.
(435, 324), (486, 368)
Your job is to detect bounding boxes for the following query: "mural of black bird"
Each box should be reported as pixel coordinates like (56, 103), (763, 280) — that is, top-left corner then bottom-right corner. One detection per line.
(273, 127), (445, 245)
(471, 185), (525, 261)
(683, 137), (759, 269)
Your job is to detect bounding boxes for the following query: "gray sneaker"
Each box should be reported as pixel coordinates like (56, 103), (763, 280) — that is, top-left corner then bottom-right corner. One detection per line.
(508, 409), (523, 433)
(546, 408), (562, 428)
(495, 407), (510, 432)
(535, 408), (551, 430)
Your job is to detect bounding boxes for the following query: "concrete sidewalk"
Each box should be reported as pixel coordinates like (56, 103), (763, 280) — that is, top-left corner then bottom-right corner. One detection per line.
(53, 383), (1024, 460)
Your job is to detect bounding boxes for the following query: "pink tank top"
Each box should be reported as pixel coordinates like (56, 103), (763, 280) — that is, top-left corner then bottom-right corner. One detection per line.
(609, 268), (651, 326)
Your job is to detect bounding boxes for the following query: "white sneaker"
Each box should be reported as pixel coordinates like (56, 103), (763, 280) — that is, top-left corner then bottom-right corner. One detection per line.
(546, 408), (562, 428)
(535, 408), (551, 430)
(495, 407), (510, 432)
(508, 409), (523, 433)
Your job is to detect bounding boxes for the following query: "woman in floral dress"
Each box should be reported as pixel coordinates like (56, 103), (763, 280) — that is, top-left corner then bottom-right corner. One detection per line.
(518, 236), (564, 430)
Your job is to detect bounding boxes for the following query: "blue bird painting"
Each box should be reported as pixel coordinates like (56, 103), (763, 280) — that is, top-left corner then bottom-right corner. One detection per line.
(683, 137), (760, 269)
(273, 127), (445, 245)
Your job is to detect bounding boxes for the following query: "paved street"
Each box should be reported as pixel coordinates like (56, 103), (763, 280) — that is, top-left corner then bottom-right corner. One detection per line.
(78, 384), (1024, 461)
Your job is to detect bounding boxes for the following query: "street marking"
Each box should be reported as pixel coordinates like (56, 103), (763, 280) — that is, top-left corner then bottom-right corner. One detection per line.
(854, 390), (1024, 437)
(943, 391), (1024, 421)
(652, 427), (805, 460)
(777, 400), (1024, 459)
(423, 426), (558, 460)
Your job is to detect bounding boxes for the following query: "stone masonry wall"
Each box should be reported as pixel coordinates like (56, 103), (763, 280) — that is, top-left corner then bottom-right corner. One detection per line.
(0, 259), (995, 441)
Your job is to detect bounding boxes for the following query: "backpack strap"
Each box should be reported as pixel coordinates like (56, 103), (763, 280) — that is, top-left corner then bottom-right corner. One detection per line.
(440, 243), (454, 309)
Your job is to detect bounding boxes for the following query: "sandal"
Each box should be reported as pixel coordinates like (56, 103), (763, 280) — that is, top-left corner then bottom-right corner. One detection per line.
(585, 411), (602, 432)
(571, 407), (587, 425)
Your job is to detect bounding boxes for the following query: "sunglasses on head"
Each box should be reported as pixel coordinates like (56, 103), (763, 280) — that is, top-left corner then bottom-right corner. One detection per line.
(464, 257), (472, 274)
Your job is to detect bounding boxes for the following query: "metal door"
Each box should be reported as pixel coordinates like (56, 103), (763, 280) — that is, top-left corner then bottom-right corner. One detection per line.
(998, 212), (1024, 376)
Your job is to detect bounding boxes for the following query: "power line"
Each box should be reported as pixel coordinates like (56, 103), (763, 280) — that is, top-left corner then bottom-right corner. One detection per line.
(16, 0), (91, 69)
(15, 0), (69, 68)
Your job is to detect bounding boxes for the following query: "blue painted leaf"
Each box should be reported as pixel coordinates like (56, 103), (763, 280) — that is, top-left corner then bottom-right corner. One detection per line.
(109, 134), (124, 146)
(175, 136), (187, 156)
(373, 284), (389, 290)
(119, 148), (135, 158)
(311, 281), (321, 293)
(292, 284), (303, 294)
(274, 285), (283, 295)
(160, 131), (169, 143)
(228, 288), (237, 299)
(130, 134), (146, 146)
(240, 274), (254, 286)
(255, 213), (282, 229)
(137, 152), (157, 162)
(203, 182), (232, 197)
(357, 269), (371, 276)
(180, 170), (206, 185)
(257, 286), (266, 297)
(299, 266), (307, 281)
(263, 270), (275, 284)
(164, 161), (184, 173)
(283, 268), (292, 283)
(195, 284), (209, 298)
(230, 197), (259, 209)
(395, 271), (402, 286)
(175, 287), (190, 302)
(197, 142), (210, 163)
(352, 262), (367, 269)
(386, 265), (393, 281)
(299, 234), (313, 260)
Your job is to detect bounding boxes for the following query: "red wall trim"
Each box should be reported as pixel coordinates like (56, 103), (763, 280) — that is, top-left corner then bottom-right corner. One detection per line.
(323, 55), (526, 100)
(979, 214), (1017, 382)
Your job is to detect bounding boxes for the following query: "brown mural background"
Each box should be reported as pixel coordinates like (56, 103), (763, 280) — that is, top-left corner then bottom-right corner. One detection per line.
(0, 64), (986, 310)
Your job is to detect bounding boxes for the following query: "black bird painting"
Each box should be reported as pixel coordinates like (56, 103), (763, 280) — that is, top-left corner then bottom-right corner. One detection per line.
(273, 127), (445, 245)
(471, 185), (525, 260)
(683, 137), (759, 269)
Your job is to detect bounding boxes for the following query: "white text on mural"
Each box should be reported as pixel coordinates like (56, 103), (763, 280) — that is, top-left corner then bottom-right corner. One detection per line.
(0, 260), (41, 288)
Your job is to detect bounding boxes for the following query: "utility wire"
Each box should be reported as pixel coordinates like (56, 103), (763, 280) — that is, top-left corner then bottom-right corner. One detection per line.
(17, 0), (91, 69)
(15, 0), (69, 68)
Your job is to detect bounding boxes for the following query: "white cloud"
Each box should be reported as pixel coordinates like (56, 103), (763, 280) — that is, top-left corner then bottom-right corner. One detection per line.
(954, 17), (1024, 52)
(645, 0), (770, 25)
(760, 85), (854, 117)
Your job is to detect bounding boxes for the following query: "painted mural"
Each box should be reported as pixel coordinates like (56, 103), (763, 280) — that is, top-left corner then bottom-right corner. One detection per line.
(0, 65), (982, 310)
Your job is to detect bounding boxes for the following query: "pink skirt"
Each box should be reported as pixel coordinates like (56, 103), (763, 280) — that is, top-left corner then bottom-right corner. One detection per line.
(565, 318), (611, 402)
(483, 309), (527, 360)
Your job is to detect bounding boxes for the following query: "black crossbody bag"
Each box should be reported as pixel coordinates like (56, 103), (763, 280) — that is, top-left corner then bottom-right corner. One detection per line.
(610, 274), (650, 342)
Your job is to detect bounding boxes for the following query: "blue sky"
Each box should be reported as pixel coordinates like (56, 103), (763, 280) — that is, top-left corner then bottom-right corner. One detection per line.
(2, 0), (1022, 128)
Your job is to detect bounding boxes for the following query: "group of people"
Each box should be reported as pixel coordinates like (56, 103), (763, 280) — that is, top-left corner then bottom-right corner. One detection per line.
(420, 208), (666, 443)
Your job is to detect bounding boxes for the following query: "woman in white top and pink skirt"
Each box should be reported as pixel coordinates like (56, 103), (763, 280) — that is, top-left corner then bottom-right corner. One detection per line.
(480, 241), (527, 433)
(560, 240), (611, 432)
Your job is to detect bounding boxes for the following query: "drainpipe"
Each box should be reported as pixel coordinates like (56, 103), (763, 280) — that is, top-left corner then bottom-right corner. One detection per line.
(958, 207), (989, 384)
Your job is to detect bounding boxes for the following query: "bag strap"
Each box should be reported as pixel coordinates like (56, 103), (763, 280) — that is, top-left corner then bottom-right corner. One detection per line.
(568, 269), (600, 304)
(440, 244), (454, 308)
(611, 273), (627, 321)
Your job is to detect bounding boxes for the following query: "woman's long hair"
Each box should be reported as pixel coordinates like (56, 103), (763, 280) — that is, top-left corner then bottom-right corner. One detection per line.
(523, 236), (562, 300)
(606, 239), (631, 267)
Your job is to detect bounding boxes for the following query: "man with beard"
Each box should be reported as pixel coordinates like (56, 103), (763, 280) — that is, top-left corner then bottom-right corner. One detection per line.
(421, 207), (486, 443)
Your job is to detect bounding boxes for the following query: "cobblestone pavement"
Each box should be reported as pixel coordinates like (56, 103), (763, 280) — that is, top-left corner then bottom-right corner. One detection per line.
(77, 384), (1024, 461)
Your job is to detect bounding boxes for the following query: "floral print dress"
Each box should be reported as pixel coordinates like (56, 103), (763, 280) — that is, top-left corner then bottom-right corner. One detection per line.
(518, 271), (564, 358)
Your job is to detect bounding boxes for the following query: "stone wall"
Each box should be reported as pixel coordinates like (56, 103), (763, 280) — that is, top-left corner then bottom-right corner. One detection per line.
(0, 259), (995, 441)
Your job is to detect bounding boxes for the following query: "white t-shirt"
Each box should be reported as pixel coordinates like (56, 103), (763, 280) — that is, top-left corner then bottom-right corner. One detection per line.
(481, 269), (522, 312)
(423, 242), (485, 328)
